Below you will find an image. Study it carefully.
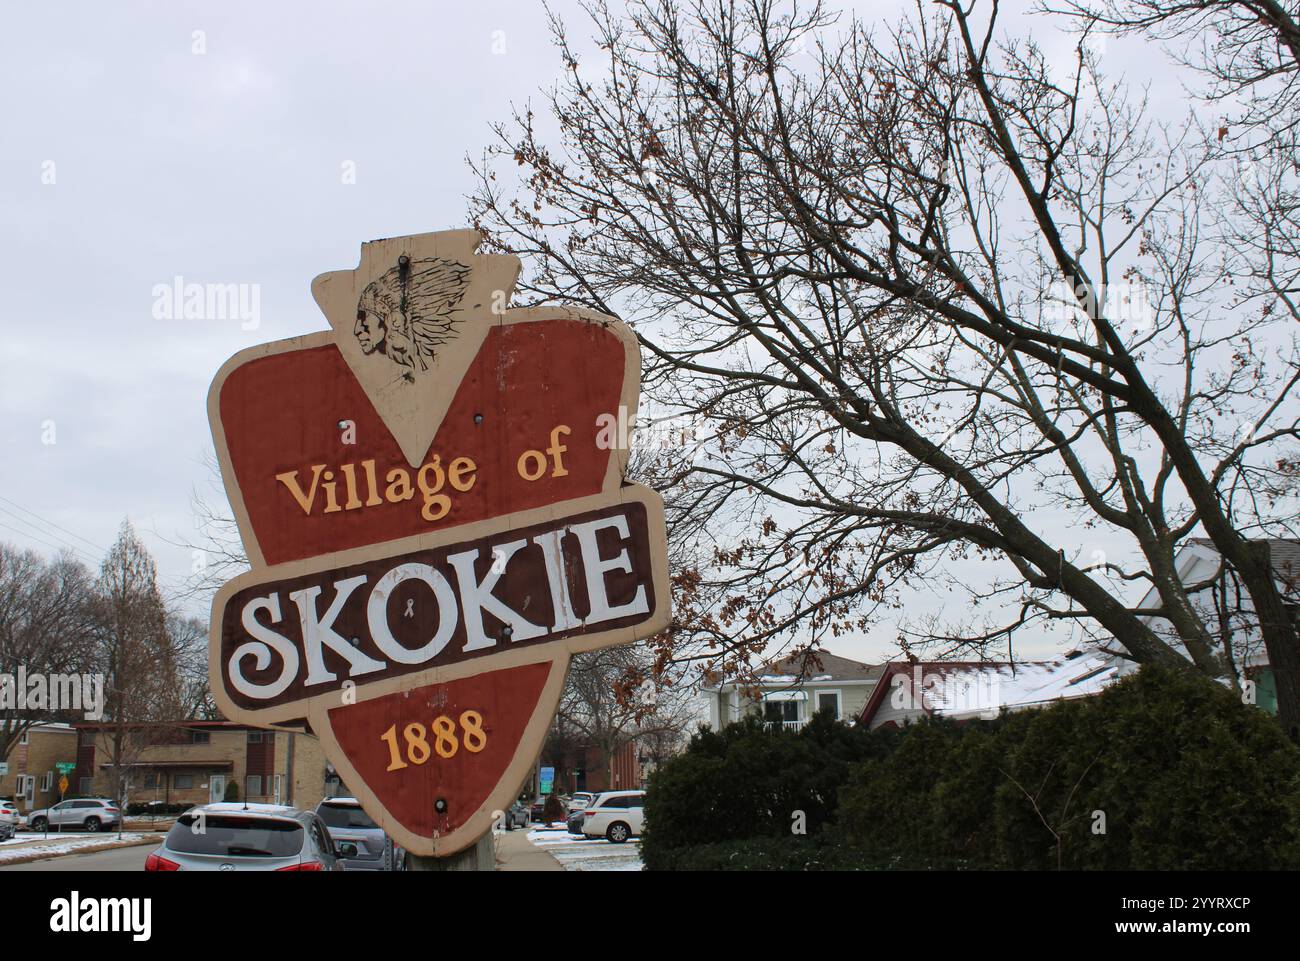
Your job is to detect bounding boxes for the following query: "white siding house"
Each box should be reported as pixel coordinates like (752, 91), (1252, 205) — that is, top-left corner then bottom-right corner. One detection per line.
(703, 651), (884, 731)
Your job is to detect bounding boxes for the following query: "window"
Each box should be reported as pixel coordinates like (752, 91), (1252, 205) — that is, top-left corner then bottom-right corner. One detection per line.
(143, 772), (160, 789)
(174, 774), (194, 790)
(40, 772), (52, 792)
(318, 802), (378, 830)
(18, 775), (34, 803)
(246, 775), (262, 797)
(80, 730), (96, 747)
(166, 815), (303, 858)
(191, 730), (210, 744)
(18, 730), (28, 745)
(247, 730), (263, 743)
(310, 818), (332, 857)
(815, 690), (842, 720)
(78, 777), (91, 795)
(763, 700), (799, 724)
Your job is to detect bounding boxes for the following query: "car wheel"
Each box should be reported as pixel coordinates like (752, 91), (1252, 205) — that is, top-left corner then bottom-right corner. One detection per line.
(606, 822), (631, 844)
(84, 817), (101, 832)
(30, 817), (47, 832)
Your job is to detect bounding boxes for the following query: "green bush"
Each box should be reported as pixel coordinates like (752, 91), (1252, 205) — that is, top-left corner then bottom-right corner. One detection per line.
(835, 666), (1300, 869)
(649, 834), (977, 871)
(125, 802), (191, 816)
(641, 711), (894, 869)
(647, 666), (1300, 870)
(223, 781), (240, 803)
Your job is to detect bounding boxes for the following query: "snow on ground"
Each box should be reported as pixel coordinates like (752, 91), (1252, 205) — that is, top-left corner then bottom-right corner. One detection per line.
(0, 832), (159, 863)
(527, 827), (643, 871)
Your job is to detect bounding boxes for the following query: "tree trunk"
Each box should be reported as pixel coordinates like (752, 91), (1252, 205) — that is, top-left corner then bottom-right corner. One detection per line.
(1238, 542), (1300, 742)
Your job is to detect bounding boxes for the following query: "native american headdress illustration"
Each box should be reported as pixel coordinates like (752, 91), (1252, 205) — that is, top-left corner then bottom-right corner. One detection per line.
(354, 258), (473, 375)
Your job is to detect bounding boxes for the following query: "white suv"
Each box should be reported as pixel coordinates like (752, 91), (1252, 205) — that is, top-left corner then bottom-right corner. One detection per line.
(580, 790), (645, 843)
(27, 798), (121, 832)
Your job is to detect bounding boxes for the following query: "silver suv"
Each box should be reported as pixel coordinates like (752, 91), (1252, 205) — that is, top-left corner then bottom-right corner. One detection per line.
(315, 797), (403, 870)
(27, 798), (121, 833)
(145, 802), (348, 871)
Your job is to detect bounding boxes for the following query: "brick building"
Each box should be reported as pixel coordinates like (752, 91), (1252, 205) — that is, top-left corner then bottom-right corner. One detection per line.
(540, 739), (643, 795)
(72, 721), (331, 811)
(0, 723), (79, 814)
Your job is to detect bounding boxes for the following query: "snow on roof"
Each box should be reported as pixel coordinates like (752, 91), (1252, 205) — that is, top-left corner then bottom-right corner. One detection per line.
(868, 653), (1121, 723)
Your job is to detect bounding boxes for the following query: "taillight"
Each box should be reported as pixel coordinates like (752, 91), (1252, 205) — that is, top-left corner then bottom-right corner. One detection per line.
(584, 810), (597, 816)
(144, 852), (179, 871)
(276, 860), (324, 871)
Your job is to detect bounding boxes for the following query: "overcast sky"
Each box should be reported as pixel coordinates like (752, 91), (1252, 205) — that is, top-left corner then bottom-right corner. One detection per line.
(0, 1), (1189, 666)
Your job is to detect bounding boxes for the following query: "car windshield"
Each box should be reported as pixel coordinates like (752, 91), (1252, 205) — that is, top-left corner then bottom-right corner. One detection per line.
(166, 815), (303, 858)
(317, 803), (378, 830)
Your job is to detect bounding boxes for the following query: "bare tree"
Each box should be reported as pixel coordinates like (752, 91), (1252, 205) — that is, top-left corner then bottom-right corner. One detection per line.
(1049, 0), (1300, 140)
(91, 521), (188, 808)
(169, 451), (250, 602)
(468, 0), (1300, 735)
(552, 645), (699, 785)
(0, 545), (97, 759)
(169, 613), (217, 720)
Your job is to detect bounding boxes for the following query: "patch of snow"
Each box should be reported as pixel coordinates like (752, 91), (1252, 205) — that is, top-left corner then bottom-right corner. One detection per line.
(526, 829), (643, 871)
(0, 832), (158, 863)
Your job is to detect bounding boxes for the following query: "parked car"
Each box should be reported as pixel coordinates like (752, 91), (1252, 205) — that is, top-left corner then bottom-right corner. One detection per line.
(567, 792), (597, 812)
(145, 802), (350, 871)
(566, 808), (586, 836)
(580, 790), (645, 843)
(315, 797), (402, 870)
(501, 801), (529, 830)
(529, 798), (546, 823)
(27, 798), (121, 833)
(0, 799), (21, 829)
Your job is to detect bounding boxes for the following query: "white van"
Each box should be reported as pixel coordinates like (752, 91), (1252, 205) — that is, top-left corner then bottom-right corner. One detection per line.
(580, 790), (645, 843)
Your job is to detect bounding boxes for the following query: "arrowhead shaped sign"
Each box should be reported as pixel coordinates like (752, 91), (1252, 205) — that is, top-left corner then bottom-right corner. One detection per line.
(207, 229), (671, 857)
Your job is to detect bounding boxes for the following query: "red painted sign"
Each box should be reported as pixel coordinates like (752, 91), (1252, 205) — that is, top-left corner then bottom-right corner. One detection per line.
(207, 230), (670, 857)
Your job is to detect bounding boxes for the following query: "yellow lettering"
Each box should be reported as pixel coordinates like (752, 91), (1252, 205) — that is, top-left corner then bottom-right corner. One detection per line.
(275, 465), (325, 515)
(385, 468), (414, 502)
(449, 456), (477, 492)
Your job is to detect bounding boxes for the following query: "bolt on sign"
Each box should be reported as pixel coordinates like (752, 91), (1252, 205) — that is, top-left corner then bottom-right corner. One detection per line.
(207, 229), (670, 857)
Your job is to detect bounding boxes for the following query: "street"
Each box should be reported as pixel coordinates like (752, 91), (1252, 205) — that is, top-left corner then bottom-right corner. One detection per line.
(0, 844), (151, 872)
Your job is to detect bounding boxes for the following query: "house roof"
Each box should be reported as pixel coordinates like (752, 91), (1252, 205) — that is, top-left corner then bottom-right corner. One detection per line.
(858, 653), (1120, 727)
(1189, 537), (1300, 590)
(755, 650), (884, 684)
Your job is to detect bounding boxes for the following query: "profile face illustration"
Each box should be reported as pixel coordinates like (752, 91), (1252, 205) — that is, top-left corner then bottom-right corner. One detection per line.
(354, 305), (387, 355)
(352, 258), (472, 378)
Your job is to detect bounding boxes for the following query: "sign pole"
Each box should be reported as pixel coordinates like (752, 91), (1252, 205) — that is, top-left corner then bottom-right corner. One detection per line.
(405, 831), (494, 871)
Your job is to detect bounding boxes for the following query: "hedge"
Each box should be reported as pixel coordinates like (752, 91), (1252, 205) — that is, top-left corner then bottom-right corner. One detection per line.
(644, 666), (1300, 870)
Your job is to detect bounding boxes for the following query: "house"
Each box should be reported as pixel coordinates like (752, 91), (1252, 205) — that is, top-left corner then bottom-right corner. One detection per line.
(72, 720), (330, 811)
(0, 722), (79, 813)
(858, 652), (1121, 729)
(1132, 537), (1300, 713)
(703, 650), (884, 731)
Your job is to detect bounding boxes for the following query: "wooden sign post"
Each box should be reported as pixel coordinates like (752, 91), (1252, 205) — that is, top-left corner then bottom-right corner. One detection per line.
(206, 230), (670, 863)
